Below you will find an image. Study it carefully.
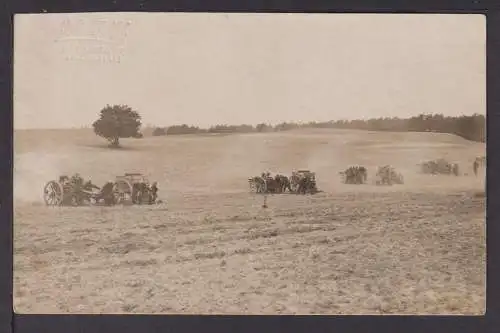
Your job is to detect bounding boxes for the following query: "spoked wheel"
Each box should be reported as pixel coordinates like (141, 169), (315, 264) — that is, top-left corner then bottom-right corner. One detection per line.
(43, 181), (64, 206)
(113, 180), (133, 205)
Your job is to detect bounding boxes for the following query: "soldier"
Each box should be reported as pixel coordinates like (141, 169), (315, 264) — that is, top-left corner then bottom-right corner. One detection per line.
(132, 182), (144, 204)
(83, 180), (100, 191)
(298, 175), (310, 194)
(68, 173), (85, 205)
(59, 175), (70, 192)
(473, 159), (479, 176)
(100, 181), (116, 205)
(71, 173), (84, 186)
(150, 182), (159, 204)
(359, 166), (367, 183)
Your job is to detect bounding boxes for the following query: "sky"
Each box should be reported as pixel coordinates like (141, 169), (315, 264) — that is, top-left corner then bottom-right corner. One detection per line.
(13, 13), (486, 129)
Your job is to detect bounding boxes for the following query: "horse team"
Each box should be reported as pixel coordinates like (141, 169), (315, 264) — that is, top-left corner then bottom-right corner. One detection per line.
(249, 171), (318, 195)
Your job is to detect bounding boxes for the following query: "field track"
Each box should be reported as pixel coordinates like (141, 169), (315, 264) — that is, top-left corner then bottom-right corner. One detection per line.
(14, 128), (486, 314)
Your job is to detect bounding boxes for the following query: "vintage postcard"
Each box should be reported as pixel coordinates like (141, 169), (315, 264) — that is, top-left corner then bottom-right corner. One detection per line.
(13, 13), (486, 314)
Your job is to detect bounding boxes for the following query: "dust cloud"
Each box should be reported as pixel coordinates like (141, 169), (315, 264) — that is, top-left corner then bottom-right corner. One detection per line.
(14, 151), (69, 203)
(203, 134), (271, 193)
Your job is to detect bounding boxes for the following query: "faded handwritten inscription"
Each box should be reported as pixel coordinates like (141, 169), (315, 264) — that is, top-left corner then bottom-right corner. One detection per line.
(54, 17), (132, 63)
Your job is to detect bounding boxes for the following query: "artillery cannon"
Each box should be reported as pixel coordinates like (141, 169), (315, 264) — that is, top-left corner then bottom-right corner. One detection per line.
(43, 173), (159, 207)
(113, 173), (159, 205)
(43, 174), (109, 206)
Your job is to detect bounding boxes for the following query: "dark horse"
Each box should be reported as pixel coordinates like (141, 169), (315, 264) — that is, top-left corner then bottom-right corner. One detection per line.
(274, 174), (292, 193)
(264, 177), (281, 193)
(132, 182), (156, 204)
(297, 176), (317, 194)
(96, 181), (116, 205)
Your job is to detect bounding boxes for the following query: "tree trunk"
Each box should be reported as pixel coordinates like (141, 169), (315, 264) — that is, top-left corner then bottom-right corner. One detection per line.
(109, 137), (120, 148)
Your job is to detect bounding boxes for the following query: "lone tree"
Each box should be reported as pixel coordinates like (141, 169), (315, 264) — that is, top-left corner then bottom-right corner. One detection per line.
(92, 104), (142, 147)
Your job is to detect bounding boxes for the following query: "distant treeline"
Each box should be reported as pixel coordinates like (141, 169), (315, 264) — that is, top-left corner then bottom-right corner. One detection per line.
(150, 113), (485, 143)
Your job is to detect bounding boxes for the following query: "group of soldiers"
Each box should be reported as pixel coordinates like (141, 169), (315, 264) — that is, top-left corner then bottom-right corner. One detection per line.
(339, 165), (403, 185)
(339, 166), (368, 184)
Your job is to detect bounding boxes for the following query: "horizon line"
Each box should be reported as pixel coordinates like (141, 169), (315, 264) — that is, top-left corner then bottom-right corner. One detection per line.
(13, 112), (486, 131)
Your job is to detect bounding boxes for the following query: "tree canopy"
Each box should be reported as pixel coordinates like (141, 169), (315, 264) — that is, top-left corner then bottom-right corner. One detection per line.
(155, 114), (485, 143)
(92, 104), (142, 147)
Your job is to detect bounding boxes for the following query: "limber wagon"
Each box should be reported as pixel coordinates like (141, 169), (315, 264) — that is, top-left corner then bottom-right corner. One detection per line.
(43, 173), (159, 207)
(114, 173), (158, 205)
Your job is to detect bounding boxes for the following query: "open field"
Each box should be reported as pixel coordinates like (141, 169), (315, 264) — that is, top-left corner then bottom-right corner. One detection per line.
(13, 128), (486, 314)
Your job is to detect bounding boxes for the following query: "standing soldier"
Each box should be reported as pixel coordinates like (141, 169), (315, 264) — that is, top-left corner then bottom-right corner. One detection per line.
(150, 182), (159, 204)
(100, 181), (116, 205)
(70, 173), (85, 205)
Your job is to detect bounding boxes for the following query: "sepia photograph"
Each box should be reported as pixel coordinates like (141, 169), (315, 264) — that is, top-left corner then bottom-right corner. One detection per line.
(13, 12), (486, 314)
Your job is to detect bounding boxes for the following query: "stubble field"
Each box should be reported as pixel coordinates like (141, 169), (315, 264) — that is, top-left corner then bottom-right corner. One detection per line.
(13, 128), (486, 314)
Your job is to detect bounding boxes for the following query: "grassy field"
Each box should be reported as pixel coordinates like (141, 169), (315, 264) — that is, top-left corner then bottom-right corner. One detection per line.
(13, 128), (486, 314)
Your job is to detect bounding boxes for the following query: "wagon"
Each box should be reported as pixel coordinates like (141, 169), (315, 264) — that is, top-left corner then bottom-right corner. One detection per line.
(113, 173), (158, 205)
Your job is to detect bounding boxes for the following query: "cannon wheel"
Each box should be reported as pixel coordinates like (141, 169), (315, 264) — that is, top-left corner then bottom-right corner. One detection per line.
(113, 180), (133, 205)
(44, 180), (64, 206)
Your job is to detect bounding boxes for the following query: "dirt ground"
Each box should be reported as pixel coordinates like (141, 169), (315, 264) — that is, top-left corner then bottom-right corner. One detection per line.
(13, 128), (486, 314)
